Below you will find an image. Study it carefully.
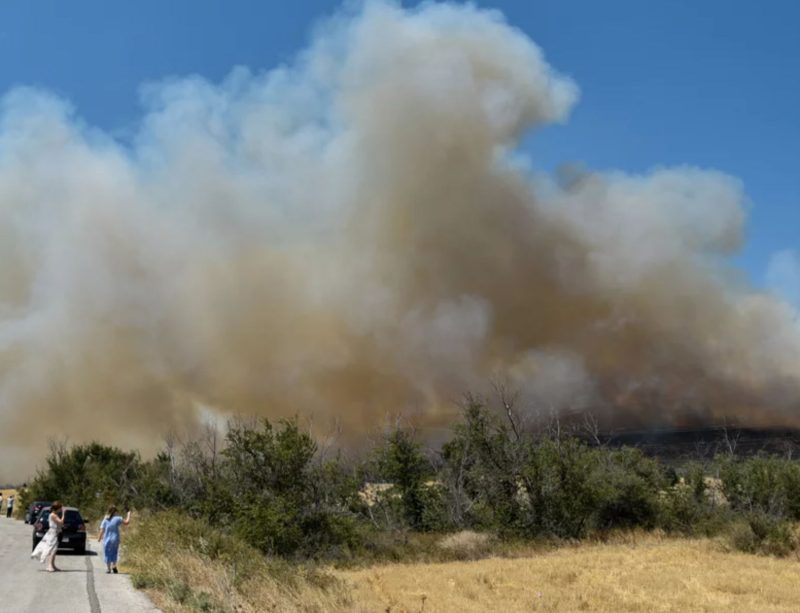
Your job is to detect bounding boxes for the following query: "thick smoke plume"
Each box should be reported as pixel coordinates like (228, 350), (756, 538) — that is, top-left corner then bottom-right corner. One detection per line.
(1, 1), (799, 480)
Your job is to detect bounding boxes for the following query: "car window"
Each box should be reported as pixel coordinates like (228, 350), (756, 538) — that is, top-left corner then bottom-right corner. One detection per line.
(64, 510), (82, 522)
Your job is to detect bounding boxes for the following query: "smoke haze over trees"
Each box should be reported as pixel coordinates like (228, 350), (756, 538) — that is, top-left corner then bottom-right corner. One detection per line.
(2, 1), (800, 481)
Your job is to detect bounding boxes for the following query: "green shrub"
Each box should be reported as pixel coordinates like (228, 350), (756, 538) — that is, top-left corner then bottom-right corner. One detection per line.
(24, 442), (145, 519)
(441, 401), (668, 539)
(718, 455), (800, 520)
(726, 512), (797, 557)
(657, 463), (730, 536)
(222, 419), (362, 557)
(368, 429), (450, 533)
(592, 448), (666, 531)
(727, 520), (758, 554)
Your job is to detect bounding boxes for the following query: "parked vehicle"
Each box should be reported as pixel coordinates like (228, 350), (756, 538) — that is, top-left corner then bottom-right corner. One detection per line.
(32, 506), (87, 554)
(24, 501), (51, 524)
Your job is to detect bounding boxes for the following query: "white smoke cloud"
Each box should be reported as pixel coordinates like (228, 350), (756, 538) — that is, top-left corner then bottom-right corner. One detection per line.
(0, 0), (798, 481)
(767, 250), (800, 309)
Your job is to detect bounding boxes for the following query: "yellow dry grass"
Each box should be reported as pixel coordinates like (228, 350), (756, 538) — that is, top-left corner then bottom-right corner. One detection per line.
(335, 534), (800, 612)
(122, 512), (353, 613)
(131, 551), (351, 613)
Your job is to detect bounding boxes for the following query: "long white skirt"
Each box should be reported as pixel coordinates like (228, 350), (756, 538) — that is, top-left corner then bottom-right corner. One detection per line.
(31, 528), (59, 563)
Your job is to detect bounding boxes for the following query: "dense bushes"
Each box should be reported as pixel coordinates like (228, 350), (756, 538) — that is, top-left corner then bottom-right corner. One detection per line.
(364, 428), (450, 533)
(718, 455), (800, 519)
(716, 455), (800, 555)
(22, 419), (362, 559)
(438, 400), (669, 539)
(655, 462), (725, 535)
(218, 419), (361, 558)
(20, 396), (800, 561)
(19, 441), (145, 519)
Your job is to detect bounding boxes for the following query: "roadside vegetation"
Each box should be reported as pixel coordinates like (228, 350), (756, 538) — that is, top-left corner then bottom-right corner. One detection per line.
(17, 393), (800, 611)
(124, 511), (351, 613)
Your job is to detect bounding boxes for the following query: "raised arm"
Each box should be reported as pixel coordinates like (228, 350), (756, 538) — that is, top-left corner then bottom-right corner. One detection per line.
(50, 510), (65, 527)
(122, 510), (132, 526)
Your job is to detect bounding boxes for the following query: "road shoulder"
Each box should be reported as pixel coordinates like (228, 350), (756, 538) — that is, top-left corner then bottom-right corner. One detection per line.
(87, 535), (162, 612)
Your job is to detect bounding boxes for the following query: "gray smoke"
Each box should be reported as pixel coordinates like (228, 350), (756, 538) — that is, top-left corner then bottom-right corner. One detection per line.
(1, 1), (798, 481)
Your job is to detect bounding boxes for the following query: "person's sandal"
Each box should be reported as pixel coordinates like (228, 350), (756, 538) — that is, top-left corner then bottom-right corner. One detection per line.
(112, 567), (118, 574)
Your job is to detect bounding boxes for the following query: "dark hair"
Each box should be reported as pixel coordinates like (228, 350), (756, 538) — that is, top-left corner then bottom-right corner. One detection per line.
(106, 505), (117, 519)
(51, 501), (63, 512)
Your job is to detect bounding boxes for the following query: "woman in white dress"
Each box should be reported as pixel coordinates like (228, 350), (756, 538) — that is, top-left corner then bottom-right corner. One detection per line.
(31, 500), (65, 572)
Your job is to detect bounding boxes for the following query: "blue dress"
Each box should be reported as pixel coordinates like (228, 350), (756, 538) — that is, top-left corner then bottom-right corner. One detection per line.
(101, 515), (123, 563)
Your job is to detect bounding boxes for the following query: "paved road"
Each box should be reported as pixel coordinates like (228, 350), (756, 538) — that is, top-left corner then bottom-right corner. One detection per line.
(0, 517), (160, 613)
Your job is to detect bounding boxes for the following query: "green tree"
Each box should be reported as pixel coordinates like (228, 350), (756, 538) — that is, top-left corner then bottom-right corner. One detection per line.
(222, 418), (360, 557)
(372, 428), (446, 532)
(26, 441), (142, 518)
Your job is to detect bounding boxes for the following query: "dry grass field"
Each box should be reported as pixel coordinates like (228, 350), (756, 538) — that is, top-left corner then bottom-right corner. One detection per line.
(123, 511), (353, 613)
(123, 515), (800, 613)
(334, 533), (800, 613)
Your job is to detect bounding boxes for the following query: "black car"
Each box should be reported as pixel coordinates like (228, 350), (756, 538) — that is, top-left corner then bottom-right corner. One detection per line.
(32, 506), (87, 554)
(24, 501), (51, 524)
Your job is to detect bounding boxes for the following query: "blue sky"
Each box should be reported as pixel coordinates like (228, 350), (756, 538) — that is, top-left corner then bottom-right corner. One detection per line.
(1, 0), (798, 291)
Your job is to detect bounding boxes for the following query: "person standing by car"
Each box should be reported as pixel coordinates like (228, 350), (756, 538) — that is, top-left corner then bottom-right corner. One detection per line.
(31, 501), (65, 572)
(97, 506), (131, 574)
(6, 494), (14, 518)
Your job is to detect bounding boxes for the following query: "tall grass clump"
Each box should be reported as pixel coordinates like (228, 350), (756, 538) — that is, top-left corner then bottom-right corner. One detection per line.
(125, 510), (351, 613)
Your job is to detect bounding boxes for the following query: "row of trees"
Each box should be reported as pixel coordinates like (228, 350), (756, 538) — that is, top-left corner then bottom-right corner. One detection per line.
(19, 395), (800, 559)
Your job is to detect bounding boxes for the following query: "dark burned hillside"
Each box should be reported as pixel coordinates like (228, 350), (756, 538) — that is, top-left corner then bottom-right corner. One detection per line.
(597, 427), (800, 461)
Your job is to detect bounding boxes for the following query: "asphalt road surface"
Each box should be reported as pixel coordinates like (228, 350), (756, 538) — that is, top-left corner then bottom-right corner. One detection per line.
(0, 517), (160, 613)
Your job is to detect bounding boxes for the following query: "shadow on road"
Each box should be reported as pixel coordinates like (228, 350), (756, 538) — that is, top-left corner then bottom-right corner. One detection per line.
(59, 549), (97, 556)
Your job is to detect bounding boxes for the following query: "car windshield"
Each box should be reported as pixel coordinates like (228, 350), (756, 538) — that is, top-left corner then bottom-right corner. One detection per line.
(36, 508), (83, 525)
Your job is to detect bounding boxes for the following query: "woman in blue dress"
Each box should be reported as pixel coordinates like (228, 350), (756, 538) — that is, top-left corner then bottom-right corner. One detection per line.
(97, 506), (131, 573)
